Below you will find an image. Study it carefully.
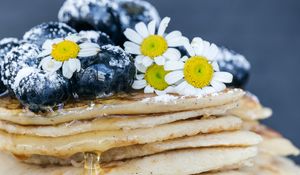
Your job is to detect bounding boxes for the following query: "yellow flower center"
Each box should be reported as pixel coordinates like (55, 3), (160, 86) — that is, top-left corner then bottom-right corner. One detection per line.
(145, 64), (169, 90)
(51, 40), (80, 62)
(140, 35), (168, 58)
(184, 56), (214, 88)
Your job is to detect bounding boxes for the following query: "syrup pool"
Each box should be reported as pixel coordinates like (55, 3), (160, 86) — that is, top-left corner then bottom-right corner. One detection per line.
(83, 152), (104, 175)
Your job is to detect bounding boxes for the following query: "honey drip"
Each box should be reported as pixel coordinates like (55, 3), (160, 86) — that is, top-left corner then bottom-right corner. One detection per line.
(82, 152), (104, 175)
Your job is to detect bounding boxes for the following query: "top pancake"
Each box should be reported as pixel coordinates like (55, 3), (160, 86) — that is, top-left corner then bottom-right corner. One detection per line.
(229, 92), (272, 121)
(0, 89), (244, 125)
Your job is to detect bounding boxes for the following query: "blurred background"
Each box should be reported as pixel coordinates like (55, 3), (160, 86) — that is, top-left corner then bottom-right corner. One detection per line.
(0, 0), (299, 163)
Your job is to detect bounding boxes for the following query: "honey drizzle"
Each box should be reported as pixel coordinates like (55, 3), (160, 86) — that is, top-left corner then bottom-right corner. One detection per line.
(82, 152), (104, 175)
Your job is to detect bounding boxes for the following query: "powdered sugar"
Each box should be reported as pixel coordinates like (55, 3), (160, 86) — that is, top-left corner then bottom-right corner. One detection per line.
(12, 67), (37, 91)
(0, 38), (18, 46)
(13, 70), (70, 112)
(1, 43), (40, 87)
(16, 71), (68, 97)
(23, 22), (76, 47)
(23, 28), (42, 41)
(102, 44), (131, 67)
(216, 47), (251, 70)
(142, 94), (178, 103)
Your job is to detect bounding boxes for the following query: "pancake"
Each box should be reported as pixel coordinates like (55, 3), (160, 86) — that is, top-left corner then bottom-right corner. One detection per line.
(22, 131), (262, 165)
(243, 121), (300, 156)
(0, 116), (242, 157)
(0, 89), (244, 126)
(203, 172), (249, 175)
(0, 147), (257, 175)
(260, 137), (300, 156)
(240, 154), (300, 175)
(201, 155), (300, 175)
(101, 131), (261, 163)
(229, 92), (272, 121)
(0, 102), (238, 137)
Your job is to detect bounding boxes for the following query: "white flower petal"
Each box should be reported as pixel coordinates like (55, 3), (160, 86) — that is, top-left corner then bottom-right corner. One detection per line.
(155, 89), (167, 96)
(184, 43), (196, 57)
(66, 59), (81, 73)
(144, 85), (155, 93)
(202, 86), (217, 95)
(213, 72), (233, 83)
(39, 56), (52, 68)
(62, 61), (74, 79)
(40, 57), (62, 73)
(192, 37), (204, 45)
(38, 49), (51, 58)
(202, 41), (211, 58)
(206, 43), (219, 60)
(165, 86), (175, 94)
(180, 56), (189, 62)
(167, 36), (186, 47)
(165, 31), (182, 41)
(142, 56), (153, 67)
(135, 55), (144, 64)
(124, 41), (141, 55)
(132, 80), (147, 89)
(136, 74), (145, 80)
(212, 61), (220, 71)
(79, 42), (100, 49)
(78, 49), (99, 57)
(124, 28), (143, 44)
(164, 60), (184, 71)
(165, 71), (184, 85)
(42, 39), (54, 50)
(210, 80), (226, 92)
(135, 61), (147, 73)
(195, 89), (204, 97)
(65, 35), (82, 43)
(158, 17), (170, 36)
(191, 38), (204, 56)
(52, 38), (64, 44)
(182, 84), (197, 96)
(135, 22), (149, 38)
(147, 20), (156, 35)
(175, 81), (189, 93)
(154, 56), (166, 65)
(163, 48), (181, 61)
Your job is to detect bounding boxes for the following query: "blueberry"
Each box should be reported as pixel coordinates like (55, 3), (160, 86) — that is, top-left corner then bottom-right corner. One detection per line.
(216, 48), (251, 88)
(72, 64), (115, 99)
(58, 0), (160, 45)
(114, 0), (160, 31)
(23, 22), (76, 48)
(58, 0), (121, 43)
(79, 30), (114, 46)
(73, 44), (135, 99)
(113, 0), (160, 44)
(14, 68), (70, 112)
(1, 43), (41, 90)
(0, 38), (20, 95)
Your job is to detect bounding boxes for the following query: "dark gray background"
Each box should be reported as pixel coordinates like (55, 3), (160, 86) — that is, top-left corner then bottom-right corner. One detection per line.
(0, 0), (299, 163)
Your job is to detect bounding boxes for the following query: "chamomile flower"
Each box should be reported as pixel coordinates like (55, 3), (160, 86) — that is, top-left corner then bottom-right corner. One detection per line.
(164, 37), (233, 96)
(132, 64), (174, 95)
(124, 17), (185, 69)
(38, 34), (100, 79)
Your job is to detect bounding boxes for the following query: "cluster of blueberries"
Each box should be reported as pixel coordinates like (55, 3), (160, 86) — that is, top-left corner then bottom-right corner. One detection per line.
(0, 0), (250, 112)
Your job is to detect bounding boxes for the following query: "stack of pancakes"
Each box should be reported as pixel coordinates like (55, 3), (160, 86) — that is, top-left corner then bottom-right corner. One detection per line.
(0, 88), (298, 175)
